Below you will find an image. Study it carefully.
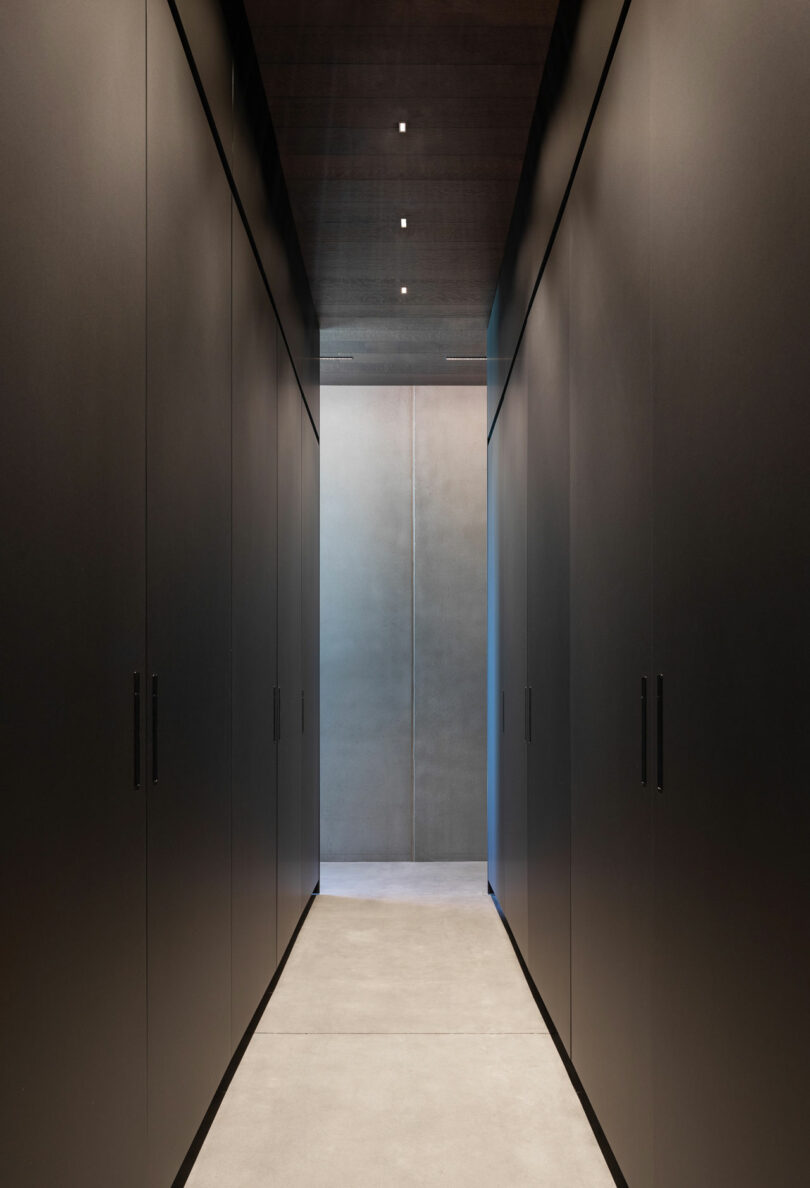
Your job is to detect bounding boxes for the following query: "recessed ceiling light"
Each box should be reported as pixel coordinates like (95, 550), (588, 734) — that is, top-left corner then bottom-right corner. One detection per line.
(401, 286), (408, 295)
(400, 217), (407, 229)
(319, 355), (354, 361)
(398, 121), (407, 133)
(446, 356), (487, 361)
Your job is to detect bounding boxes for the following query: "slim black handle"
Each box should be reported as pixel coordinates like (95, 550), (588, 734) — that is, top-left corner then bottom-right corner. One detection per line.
(640, 675), (648, 787)
(656, 673), (664, 792)
(133, 672), (141, 789)
(524, 687), (532, 743)
(151, 674), (159, 784)
(501, 690), (505, 734)
(272, 686), (279, 742)
(301, 690), (305, 735)
(276, 687), (282, 742)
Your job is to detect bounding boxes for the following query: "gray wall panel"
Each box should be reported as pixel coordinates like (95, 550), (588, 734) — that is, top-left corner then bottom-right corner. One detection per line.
(320, 387), (415, 860)
(321, 385), (486, 860)
(413, 387), (487, 860)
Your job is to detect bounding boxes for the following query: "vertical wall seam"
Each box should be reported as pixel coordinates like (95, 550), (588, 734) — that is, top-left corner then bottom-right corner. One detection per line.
(410, 385), (416, 861)
(567, 224), (574, 1059)
(228, 131), (234, 1049)
(143, 0), (150, 1147)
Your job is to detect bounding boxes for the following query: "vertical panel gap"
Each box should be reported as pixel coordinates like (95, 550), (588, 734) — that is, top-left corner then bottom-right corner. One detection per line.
(143, 0), (150, 1149)
(410, 385), (416, 861)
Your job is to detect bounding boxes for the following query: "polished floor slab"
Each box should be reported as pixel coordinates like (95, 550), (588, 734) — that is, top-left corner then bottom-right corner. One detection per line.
(187, 862), (613, 1187)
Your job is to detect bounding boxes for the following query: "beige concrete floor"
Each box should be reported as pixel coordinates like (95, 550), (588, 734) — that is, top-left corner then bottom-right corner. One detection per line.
(186, 862), (614, 1187)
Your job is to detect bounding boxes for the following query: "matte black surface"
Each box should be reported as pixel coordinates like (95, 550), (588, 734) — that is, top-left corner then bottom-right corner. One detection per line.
(524, 222), (571, 1053)
(0, 4), (147, 1183)
(170, 0), (319, 428)
(497, 340), (528, 956)
(650, 1), (810, 1182)
(231, 211), (279, 1049)
(173, 0), (234, 164)
(487, 0), (627, 431)
(486, 427), (502, 903)
(488, 1), (810, 1183)
(276, 336), (304, 958)
(301, 418), (321, 899)
(568, 5), (653, 1180)
(230, 13), (320, 430)
(146, 1), (232, 1181)
(2, 1), (319, 1183)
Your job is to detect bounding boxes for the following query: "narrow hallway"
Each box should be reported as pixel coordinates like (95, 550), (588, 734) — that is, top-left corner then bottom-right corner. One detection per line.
(187, 864), (612, 1186)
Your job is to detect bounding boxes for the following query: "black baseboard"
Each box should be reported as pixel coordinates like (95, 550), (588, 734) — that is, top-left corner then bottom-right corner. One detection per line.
(489, 890), (628, 1188)
(171, 890), (318, 1187)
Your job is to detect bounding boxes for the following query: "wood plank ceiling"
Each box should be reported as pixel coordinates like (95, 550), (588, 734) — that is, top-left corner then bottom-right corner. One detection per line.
(242, 0), (560, 386)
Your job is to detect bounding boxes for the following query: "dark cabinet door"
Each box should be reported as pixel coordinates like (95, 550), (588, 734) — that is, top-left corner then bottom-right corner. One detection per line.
(301, 417), (321, 899)
(231, 212), (278, 1048)
(568, 3), (653, 1181)
(525, 227), (572, 1052)
(498, 346), (529, 955)
(650, 2), (810, 1184)
(145, 2), (232, 1182)
(173, 0), (233, 161)
(277, 338), (303, 958)
(486, 429), (502, 901)
(0, 4), (147, 1184)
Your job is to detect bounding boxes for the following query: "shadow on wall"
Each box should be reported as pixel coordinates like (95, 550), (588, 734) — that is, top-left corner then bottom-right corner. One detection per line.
(320, 386), (487, 861)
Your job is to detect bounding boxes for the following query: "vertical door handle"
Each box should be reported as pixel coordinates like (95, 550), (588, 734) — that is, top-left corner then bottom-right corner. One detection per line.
(524, 686), (532, 743)
(640, 675), (648, 787)
(273, 686), (279, 742)
(133, 672), (141, 789)
(151, 674), (159, 784)
(276, 687), (282, 742)
(501, 690), (505, 734)
(301, 690), (305, 735)
(656, 674), (664, 792)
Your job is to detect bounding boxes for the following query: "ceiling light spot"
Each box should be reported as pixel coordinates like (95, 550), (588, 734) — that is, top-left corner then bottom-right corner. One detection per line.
(398, 121), (407, 133)
(400, 217), (407, 229)
(401, 286), (408, 295)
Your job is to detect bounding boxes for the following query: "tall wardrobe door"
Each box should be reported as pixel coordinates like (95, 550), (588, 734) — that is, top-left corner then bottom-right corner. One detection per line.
(145, 2), (232, 1182)
(277, 339), (303, 957)
(301, 417), (321, 899)
(486, 427), (502, 901)
(0, 3), (147, 1184)
(650, 2), (810, 1183)
(568, 2), (653, 1182)
(498, 346), (528, 955)
(495, 406), (507, 911)
(231, 212), (278, 1048)
(525, 227), (571, 1051)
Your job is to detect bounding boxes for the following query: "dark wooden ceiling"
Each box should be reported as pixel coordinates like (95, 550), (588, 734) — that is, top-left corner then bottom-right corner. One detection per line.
(242, 0), (559, 385)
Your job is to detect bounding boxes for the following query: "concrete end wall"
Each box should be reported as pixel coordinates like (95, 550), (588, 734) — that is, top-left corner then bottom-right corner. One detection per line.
(320, 387), (414, 859)
(320, 385), (486, 861)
